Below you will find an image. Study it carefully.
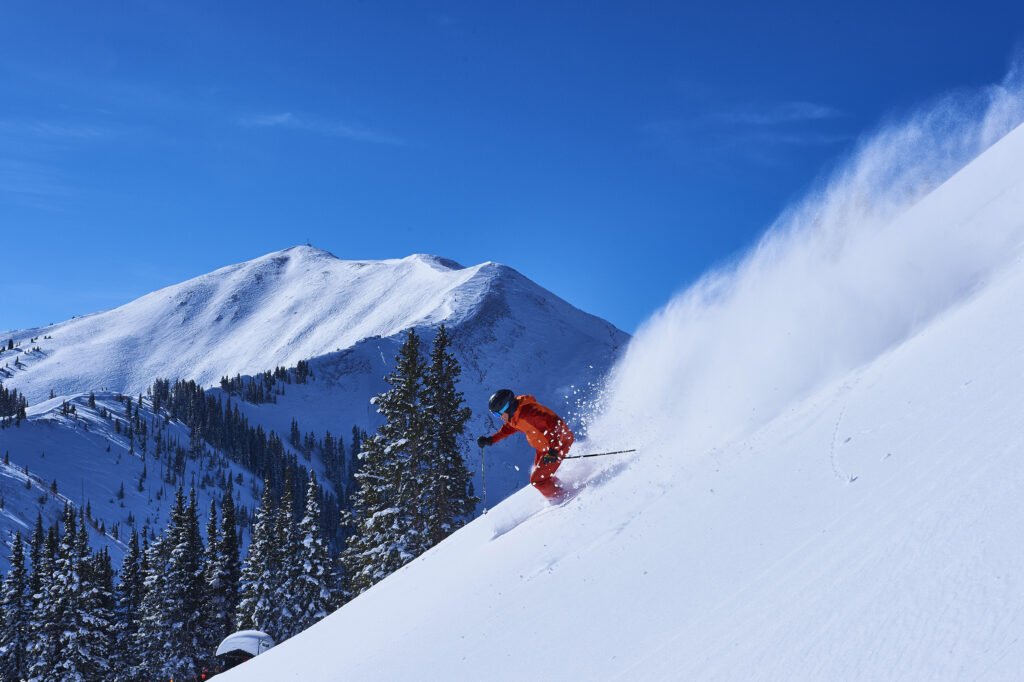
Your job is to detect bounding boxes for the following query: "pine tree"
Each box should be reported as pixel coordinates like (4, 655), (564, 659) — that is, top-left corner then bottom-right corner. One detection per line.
(347, 426), (364, 499)
(237, 479), (283, 637)
(27, 514), (44, 602)
(134, 514), (172, 679)
(200, 501), (223, 669)
(77, 541), (115, 680)
(218, 486), (242, 624)
(24, 514), (49, 674)
(272, 473), (301, 639)
(0, 533), (30, 681)
(29, 505), (108, 681)
(292, 470), (336, 635)
(204, 487), (241, 656)
(134, 487), (207, 680)
(113, 529), (145, 680)
(421, 324), (478, 545)
(167, 488), (207, 676)
(322, 429), (344, 493)
(342, 328), (428, 596)
(25, 515), (62, 679)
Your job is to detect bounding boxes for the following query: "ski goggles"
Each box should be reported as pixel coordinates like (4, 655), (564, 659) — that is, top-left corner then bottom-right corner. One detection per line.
(492, 401), (509, 417)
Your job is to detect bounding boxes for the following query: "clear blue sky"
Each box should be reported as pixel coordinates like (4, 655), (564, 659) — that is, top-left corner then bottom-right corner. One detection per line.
(2, 1), (1022, 333)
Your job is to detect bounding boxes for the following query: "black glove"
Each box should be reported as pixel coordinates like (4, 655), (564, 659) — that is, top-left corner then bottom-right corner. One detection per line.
(541, 448), (560, 464)
(477, 435), (493, 448)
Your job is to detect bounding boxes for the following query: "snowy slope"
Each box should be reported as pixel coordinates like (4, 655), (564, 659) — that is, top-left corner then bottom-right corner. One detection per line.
(0, 393), (261, 573)
(223, 113), (1024, 680)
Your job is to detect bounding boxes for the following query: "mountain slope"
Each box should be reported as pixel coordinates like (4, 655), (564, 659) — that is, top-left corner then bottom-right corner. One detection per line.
(0, 392), (262, 574)
(222, 123), (1024, 679)
(1, 250), (625, 407)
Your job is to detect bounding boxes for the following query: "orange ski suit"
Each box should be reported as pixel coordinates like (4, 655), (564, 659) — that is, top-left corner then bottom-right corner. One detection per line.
(489, 395), (575, 499)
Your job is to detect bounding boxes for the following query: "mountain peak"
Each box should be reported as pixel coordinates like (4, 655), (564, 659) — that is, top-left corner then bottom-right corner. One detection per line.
(251, 247), (465, 272)
(262, 244), (340, 262)
(1, 248), (626, 403)
(405, 253), (465, 271)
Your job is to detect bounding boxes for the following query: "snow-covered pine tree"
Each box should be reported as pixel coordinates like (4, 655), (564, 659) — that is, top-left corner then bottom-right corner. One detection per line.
(77, 540), (115, 680)
(421, 323), (478, 546)
(24, 517), (57, 679)
(272, 472), (301, 639)
(25, 514), (63, 680)
(29, 505), (107, 681)
(342, 328), (427, 596)
(134, 487), (207, 680)
(237, 479), (283, 637)
(27, 514), (44, 598)
(112, 528), (145, 680)
(200, 499), (223, 666)
(0, 533), (30, 681)
(349, 426), (362, 482)
(342, 426), (365, 512)
(202, 494), (240, 662)
(217, 487), (242, 628)
(134, 513), (172, 679)
(292, 470), (336, 635)
(167, 489), (207, 676)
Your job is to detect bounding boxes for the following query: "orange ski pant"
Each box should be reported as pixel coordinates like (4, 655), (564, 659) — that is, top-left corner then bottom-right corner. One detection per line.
(530, 448), (568, 499)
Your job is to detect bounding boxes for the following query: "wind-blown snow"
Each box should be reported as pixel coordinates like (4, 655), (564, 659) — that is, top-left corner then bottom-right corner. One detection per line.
(588, 62), (1024, 459)
(225, 65), (1024, 680)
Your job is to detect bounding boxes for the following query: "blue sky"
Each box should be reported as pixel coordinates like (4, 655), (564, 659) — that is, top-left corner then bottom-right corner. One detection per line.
(2, 1), (1022, 334)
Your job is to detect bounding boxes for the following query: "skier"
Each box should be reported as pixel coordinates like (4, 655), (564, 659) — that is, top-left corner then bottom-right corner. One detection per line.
(477, 389), (575, 500)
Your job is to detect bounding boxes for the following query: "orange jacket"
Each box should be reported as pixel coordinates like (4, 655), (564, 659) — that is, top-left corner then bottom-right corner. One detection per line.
(490, 395), (575, 455)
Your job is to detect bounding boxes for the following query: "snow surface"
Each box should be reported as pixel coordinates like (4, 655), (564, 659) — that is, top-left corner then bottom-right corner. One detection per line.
(223, 101), (1024, 678)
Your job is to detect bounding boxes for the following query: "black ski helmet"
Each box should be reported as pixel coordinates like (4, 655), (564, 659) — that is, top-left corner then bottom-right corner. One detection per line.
(488, 389), (516, 416)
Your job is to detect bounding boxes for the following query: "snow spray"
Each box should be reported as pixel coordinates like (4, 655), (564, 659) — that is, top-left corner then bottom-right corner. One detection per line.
(586, 55), (1024, 461)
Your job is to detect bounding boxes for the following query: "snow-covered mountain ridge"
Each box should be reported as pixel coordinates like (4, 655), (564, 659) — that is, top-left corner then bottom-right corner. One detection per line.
(222, 119), (1024, 678)
(1, 248), (626, 406)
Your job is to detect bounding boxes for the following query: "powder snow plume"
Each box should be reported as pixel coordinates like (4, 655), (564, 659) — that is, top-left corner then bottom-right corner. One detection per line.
(586, 57), (1024, 461)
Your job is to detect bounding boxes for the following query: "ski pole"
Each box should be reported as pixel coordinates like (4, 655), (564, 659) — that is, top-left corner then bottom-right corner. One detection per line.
(562, 449), (636, 460)
(480, 446), (488, 514)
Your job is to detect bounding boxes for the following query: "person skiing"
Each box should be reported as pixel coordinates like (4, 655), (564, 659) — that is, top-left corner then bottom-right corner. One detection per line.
(477, 389), (575, 500)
